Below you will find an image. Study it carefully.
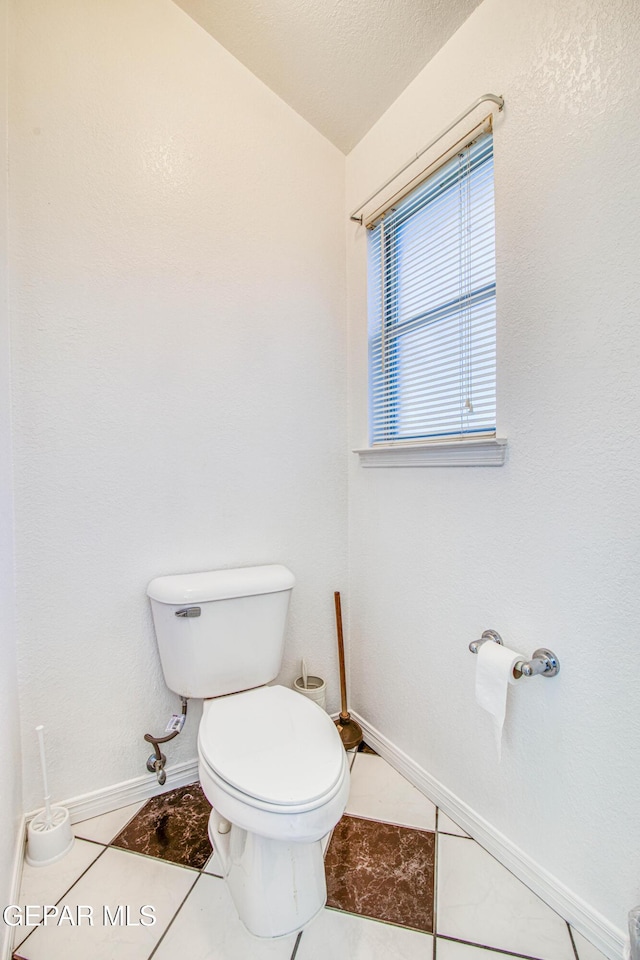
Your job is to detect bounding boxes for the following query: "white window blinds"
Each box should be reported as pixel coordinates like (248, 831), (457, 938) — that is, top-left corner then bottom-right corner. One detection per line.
(368, 132), (496, 444)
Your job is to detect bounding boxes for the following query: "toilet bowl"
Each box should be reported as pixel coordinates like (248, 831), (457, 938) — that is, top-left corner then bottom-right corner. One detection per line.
(147, 564), (349, 939)
(198, 684), (349, 938)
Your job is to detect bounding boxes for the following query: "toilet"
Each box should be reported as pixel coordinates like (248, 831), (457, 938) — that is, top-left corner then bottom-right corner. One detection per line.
(146, 564), (349, 939)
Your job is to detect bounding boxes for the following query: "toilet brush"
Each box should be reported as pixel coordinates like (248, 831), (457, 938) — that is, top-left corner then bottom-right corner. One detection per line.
(333, 591), (363, 751)
(26, 725), (74, 866)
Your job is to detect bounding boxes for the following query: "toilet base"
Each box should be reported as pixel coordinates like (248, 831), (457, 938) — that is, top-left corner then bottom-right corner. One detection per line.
(208, 808), (327, 939)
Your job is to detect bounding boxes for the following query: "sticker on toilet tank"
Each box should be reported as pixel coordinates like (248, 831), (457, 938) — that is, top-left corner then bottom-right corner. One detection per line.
(165, 714), (185, 734)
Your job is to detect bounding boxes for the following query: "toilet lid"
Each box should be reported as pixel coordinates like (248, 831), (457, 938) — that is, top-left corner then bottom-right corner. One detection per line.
(199, 685), (344, 806)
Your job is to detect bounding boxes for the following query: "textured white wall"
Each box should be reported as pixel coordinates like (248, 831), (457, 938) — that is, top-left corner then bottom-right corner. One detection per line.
(10, 0), (346, 811)
(346, 0), (640, 935)
(0, 0), (22, 942)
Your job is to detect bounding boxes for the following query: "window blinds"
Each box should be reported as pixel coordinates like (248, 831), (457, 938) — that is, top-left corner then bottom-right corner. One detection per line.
(368, 132), (496, 444)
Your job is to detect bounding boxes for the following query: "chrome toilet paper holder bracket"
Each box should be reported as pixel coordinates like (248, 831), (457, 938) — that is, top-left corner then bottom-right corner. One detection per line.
(469, 630), (560, 678)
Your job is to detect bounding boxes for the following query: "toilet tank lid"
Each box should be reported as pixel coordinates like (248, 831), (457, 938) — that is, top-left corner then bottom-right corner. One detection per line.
(147, 564), (295, 604)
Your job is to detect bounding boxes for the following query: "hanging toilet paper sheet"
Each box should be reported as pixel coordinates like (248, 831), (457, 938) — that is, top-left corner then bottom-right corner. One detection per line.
(475, 642), (522, 760)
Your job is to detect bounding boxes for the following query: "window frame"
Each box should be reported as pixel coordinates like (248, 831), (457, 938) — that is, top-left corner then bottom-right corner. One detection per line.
(357, 126), (506, 468)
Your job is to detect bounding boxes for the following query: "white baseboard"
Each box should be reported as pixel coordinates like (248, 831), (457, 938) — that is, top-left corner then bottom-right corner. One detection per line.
(351, 711), (625, 960)
(25, 758), (200, 826)
(2, 814), (26, 960)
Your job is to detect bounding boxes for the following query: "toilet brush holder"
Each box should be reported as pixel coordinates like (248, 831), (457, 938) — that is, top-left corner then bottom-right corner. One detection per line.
(293, 675), (327, 711)
(26, 724), (74, 866)
(26, 807), (74, 867)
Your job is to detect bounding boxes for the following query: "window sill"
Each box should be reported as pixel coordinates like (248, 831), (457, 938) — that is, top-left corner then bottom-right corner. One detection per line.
(354, 437), (507, 468)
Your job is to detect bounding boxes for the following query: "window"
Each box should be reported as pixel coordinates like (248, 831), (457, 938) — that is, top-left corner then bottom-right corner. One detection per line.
(367, 132), (496, 448)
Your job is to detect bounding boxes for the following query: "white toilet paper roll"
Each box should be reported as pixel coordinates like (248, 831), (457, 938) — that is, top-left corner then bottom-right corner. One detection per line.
(475, 642), (522, 760)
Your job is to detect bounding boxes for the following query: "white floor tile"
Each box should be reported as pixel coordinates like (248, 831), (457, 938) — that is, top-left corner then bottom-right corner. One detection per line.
(15, 846), (196, 960)
(296, 908), (433, 959)
(437, 835), (574, 960)
(347, 754), (436, 831)
(152, 873), (296, 959)
(437, 811), (470, 838)
(13, 838), (105, 949)
(571, 929), (609, 960)
(74, 802), (145, 845)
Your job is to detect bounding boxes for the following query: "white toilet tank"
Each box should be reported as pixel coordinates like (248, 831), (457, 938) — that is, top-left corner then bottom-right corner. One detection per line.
(147, 565), (295, 699)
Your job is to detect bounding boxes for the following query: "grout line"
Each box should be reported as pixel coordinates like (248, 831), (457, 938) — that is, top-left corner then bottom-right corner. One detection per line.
(68, 835), (107, 847)
(12, 844), (108, 954)
(290, 930), (303, 960)
(341, 811), (437, 835)
(435, 809), (471, 840)
(106, 843), (204, 874)
(324, 905), (432, 937)
(432, 818), (439, 960)
(568, 924), (581, 960)
(436, 816), (471, 841)
(146, 871), (200, 960)
(435, 933), (566, 960)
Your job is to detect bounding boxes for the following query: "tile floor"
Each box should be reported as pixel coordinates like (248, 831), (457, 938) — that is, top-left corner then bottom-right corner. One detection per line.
(10, 749), (607, 960)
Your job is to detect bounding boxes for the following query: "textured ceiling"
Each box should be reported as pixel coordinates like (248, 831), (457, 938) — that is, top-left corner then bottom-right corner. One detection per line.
(172, 0), (483, 153)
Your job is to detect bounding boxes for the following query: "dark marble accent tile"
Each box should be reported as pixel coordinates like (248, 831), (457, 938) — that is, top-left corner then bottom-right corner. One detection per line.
(325, 814), (435, 933)
(111, 782), (212, 869)
(357, 741), (378, 755)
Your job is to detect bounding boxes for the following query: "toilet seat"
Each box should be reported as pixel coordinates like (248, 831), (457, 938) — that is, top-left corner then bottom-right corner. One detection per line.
(199, 684), (344, 808)
(197, 685), (350, 842)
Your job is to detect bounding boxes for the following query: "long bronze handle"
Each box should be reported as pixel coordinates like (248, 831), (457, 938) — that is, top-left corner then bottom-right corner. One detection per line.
(334, 591), (350, 722)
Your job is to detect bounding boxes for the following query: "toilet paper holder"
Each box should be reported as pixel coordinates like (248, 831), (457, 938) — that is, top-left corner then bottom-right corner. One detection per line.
(469, 630), (560, 678)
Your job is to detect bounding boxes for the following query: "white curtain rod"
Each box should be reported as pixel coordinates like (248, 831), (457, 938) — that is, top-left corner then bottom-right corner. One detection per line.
(349, 93), (504, 224)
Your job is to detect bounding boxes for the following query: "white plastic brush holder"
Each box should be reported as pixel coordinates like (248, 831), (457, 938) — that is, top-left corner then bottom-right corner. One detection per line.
(26, 806), (74, 866)
(293, 675), (327, 711)
(26, 724), (74, 866)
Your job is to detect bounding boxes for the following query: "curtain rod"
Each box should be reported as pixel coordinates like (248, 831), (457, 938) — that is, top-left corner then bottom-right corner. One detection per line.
(349, 93), (504, 224)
